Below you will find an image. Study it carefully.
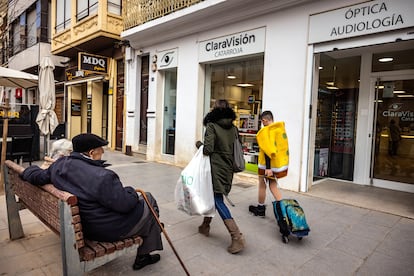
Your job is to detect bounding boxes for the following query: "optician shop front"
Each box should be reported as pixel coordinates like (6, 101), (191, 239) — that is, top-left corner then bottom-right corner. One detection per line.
(122, 0), (414, 193)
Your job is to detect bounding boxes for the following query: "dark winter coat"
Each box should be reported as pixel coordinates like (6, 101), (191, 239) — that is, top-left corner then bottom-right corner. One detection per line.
(203, 107), (238, 195)
(21, 152), (144, 242)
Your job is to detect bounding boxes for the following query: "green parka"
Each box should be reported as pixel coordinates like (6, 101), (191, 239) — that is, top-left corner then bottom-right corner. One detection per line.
(202, 107), (238, 195)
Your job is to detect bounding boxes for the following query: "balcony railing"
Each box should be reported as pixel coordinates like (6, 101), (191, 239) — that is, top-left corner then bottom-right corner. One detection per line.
(123, 0), (204, 30)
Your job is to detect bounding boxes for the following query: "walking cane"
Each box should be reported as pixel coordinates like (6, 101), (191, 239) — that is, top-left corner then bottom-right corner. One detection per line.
(136, 189), (190, 276)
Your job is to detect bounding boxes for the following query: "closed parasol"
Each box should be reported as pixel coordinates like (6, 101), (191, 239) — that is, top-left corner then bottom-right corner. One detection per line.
(36, 57), (58, 156)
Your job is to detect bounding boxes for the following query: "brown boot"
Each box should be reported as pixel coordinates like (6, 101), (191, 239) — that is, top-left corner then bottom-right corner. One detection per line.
(198, 217), (212, 236)
(223, 219), (245, 254)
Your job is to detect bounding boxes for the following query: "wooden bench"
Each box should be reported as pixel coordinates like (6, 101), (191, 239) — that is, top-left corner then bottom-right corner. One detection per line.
(3, 160), (143, 276)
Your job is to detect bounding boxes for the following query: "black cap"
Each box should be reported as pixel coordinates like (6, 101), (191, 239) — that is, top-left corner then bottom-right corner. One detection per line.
(72, 133), (108, 153)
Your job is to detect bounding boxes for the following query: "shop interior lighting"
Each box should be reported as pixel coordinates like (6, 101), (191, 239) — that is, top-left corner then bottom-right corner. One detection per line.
(326, 86), (339, 90)
(227, 67), (236, 79)
(393, 90), (406, 94)
(378, 57), (393, 62)
(236, 83), (254, 87)
(374, 99), (383, 103)
(325, 65), (338, 90)
(397, 94), (414, 98)
(319, 66), (323, 70)
(375, 85), (385, 89)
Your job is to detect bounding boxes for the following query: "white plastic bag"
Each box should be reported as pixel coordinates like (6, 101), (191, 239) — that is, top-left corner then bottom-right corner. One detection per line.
(175, 146), (215, 216)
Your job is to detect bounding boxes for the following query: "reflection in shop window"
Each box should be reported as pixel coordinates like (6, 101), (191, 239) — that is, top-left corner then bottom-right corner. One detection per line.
(373, 79), (414, 185)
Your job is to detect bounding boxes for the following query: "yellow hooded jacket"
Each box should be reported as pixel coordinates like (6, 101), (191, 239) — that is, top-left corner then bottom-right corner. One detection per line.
(256, 121), (289, 178)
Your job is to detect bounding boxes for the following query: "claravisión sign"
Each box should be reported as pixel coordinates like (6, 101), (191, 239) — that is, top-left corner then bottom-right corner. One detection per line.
(198, 27), (265, 63)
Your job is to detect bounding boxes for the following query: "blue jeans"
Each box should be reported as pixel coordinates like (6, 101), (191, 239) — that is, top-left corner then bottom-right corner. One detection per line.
(214, 193), (232, 220)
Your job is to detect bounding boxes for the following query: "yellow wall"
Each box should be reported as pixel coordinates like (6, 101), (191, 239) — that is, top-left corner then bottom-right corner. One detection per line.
(51, 0), (123, 54)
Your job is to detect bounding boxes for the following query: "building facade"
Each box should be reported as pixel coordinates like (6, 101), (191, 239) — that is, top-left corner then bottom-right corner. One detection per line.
(122, 0), (414, 193)
(1, 0), (69, 159)
(50, 0), (125, 150)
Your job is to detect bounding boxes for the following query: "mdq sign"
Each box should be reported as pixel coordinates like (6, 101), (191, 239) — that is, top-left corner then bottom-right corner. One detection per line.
(78, 52), (109, 74)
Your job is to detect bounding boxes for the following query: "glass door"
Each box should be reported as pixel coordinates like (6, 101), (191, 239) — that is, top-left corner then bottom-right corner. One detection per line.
(370, 78), (414, 185)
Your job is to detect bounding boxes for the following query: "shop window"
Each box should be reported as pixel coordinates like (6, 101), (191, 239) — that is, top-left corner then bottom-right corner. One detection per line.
(314, 54), (361, 181)
(163, 68), (177, 155)
(206, 56), (264, 172)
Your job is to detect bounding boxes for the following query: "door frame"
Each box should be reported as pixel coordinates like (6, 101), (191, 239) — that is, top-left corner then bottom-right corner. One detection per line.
(367, 70), (414, 193)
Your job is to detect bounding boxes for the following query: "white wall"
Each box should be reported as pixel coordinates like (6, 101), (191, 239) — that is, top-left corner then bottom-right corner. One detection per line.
(124, 49), (139, 150)
(141, 35), (201, 165)
(260, 8), (311, 190)
(124, 0), (368, 192)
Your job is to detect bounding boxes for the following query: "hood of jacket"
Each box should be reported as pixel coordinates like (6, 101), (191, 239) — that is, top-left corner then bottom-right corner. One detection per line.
(203, 107), (236, 129)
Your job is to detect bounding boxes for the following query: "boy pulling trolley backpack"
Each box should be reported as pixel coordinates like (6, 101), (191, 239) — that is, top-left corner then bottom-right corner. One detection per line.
(249, 111), (310, 243)
(273, 199), (310, 243)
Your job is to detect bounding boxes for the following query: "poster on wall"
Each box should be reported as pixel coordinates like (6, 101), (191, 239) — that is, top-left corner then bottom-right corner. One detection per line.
(318, 148), (329, 176)
(71, 99), (81, 116)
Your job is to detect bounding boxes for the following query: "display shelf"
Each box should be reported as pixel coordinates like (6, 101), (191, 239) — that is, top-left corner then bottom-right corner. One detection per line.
(239, 132), (259, 164)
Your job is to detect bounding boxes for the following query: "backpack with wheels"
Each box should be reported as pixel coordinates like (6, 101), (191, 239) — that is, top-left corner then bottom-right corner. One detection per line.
(273, 199), (310, 243)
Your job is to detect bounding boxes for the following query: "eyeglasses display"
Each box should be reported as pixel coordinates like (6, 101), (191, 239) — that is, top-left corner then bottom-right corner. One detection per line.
(332, 101), (355, 154)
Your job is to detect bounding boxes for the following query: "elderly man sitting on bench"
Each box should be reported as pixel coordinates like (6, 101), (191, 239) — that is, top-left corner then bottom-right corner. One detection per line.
(21, 133), (163, 270)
